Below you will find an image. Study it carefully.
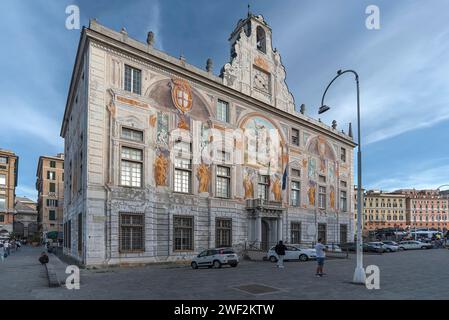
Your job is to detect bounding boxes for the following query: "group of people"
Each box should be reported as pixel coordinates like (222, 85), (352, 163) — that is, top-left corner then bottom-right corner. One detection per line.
(0, 239), (21, 262)
(274, 238), (327, 277)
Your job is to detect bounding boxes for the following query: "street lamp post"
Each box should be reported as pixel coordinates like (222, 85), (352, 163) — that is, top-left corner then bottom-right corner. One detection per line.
(318, 69), (366, 284)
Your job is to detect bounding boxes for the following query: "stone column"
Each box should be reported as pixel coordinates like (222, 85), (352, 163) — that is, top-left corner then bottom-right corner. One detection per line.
(278, 217), (283, 242)
(255, 214), (262, 248)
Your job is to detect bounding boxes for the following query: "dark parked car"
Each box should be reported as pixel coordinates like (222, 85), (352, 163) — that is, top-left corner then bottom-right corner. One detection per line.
(340, 242), (384, 253)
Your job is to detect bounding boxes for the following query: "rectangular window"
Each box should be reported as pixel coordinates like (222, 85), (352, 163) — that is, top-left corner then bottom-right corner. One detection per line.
(319, 186), (326, 209)
(174, 141), (192, 194)
(49, 183), (56, 193)
(340, 180), (347, 188)
(318, 223), (327, 243)
(124, 65), (142, 95)
(120, 147), (143, 187)
(216, 166), (231, 198)
(340, 190), (348, 212)
(121, 127), (144, 142)
(78, 213), (83, 253)
(0, 157), (7, 164)
(257, 175), (269, 200)
(340, 224), (348, 244)
(50, 161), (56, 168)
(291, 128), (299, 146)
(0, 174), (5, 186)
(47, 171), (56, 180)
(318, 175), (326, 183)
(291, 222), (301, 244)
(291, 181), (300, 206)
(341, 147), (346, 162)
(0, 215), (4, 222)
(215, 218), (232, 247)
(119, 213), (144, 252)
(46, 199), (58, 207)
(216, 100), (229, 123)
(174, 216), (194, 251)
(49, 210), (56, 221)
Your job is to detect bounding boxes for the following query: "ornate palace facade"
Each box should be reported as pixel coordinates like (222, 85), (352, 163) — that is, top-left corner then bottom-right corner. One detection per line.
(61, 14), (355, 266)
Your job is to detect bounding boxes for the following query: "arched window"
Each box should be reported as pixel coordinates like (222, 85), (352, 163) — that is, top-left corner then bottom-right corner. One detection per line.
(256, 26), (266, 53)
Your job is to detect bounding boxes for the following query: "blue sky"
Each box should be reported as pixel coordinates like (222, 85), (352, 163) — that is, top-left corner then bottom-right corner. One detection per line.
(1, 0), (449, 200)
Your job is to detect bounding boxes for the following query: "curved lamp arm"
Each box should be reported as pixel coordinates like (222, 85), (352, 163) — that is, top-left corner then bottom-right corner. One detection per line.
(321, 70), (359, 108)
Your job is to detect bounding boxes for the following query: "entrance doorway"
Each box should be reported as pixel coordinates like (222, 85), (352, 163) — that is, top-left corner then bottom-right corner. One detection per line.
(261, 220), (269, 250)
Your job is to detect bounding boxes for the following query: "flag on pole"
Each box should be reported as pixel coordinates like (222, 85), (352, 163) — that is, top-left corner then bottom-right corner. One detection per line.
(267, 161), (271, 187)
(282, 164), (288, 190)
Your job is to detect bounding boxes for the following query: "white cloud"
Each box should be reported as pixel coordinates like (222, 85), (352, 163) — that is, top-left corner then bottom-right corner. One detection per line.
(16, 185), (38, 202)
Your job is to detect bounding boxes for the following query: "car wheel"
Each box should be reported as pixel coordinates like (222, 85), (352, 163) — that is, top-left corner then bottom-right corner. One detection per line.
(299, 254), (308, 262)
(269, 256), (278, 263)
(421, 246), (427, 249)
(230, 263), (238, 268)
(399, 247), (405, 250)
(213, 260), (222, 269)
(386, 248), (392, 253)
(191, 262), (198, 269)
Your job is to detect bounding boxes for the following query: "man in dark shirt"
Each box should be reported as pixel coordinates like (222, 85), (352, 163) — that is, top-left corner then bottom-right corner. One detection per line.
(274, 240), (287, 268)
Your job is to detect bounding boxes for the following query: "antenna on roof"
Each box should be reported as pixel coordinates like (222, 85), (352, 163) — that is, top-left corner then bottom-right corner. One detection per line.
(247, 3), (251, 17)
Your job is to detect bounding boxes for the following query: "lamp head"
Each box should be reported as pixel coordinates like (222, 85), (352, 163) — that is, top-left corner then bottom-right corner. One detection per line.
(337, 69), (342, 75)
(318, 105), (330, 114)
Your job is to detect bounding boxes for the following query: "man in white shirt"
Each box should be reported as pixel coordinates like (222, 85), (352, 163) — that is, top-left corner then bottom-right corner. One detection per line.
(314, 238), (326, 277)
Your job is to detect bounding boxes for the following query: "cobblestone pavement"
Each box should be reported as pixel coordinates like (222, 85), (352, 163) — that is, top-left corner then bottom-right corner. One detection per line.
(2, 245), (449, 299)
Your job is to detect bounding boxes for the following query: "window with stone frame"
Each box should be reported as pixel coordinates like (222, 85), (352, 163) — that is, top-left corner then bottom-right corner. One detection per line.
(174, 141), (192, 194)
(215, 218), (232, 247)
(340, 190), (348, 212)
(291, 222), (301, 244)
(0, 174), (6, 186)
(257, 175), (269, 200)
(216, 100), (229, 123)
(121, 127), (144, 142)
(124, 65), (142, 95)
(341, 147), (346, 162)
(0, 156), (7, 164)
(49, 182), (55, 193)
(0, 214), (4, 222)
(340, 224), (348, 244)
(216, 166), (231, 198)
(174, 216), (194, 251)
(291, 128), (299, 146)
(49, 210), (56, 221)
(119, 212), (144, 252)
(120, 147), (143, 187)
(318, 186), (326, 209)
(291, 181), (300, 206)
(50, 160), (56, 168)
(47, 171), (56, 180)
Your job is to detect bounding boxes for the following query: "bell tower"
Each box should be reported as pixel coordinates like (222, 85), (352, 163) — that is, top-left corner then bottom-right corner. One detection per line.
(221, 12), (295, 113)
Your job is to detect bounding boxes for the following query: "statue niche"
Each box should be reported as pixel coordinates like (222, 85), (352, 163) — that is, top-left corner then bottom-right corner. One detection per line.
(272, 176), (281, 201)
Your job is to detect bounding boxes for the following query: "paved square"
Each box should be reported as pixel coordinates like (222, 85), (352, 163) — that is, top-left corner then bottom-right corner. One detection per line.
(1, 246), (449, 299)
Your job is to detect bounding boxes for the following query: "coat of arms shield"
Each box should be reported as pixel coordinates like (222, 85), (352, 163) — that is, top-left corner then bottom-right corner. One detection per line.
(171, 78), (192, 113)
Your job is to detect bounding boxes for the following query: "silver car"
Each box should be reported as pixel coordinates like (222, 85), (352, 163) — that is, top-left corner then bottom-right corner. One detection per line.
(191, 248), (239, 269)
(368, 241), (399, 252)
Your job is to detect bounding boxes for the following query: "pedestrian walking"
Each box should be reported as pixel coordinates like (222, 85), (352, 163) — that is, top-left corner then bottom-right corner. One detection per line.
(315, 238), (326, 277)
(39, 252), (49, 265)
(274, 240), (287, 268)
(0, 242), (6, 262)
(4, 240), (10, 256)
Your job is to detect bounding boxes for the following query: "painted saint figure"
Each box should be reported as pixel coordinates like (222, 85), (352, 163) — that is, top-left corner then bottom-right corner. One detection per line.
(272, 177), (282, 201)
(243, 174), (254, 199)
(197, 163), (210, 193)
(154, 153), (169, 186)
